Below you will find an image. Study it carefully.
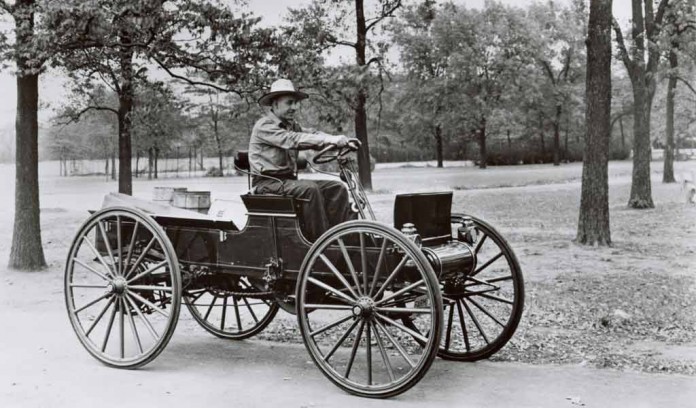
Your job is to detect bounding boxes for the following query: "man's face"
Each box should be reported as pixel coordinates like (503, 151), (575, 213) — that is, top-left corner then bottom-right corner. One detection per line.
(272, 95), (299, 122)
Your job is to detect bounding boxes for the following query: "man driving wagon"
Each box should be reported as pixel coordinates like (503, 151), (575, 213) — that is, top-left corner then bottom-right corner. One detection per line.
(249, 78), (360, 241)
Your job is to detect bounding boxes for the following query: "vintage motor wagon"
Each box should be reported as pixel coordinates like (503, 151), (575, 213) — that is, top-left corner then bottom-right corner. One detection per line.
(64, 143), (524, 398)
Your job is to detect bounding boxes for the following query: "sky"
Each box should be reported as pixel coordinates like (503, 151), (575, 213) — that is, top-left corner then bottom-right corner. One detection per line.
(0, 0), (635, 130)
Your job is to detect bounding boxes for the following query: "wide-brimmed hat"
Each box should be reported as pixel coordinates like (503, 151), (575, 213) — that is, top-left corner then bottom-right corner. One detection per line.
(258, 79), (309, 106)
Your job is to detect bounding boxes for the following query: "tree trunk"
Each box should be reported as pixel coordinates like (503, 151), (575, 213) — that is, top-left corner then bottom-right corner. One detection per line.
(628, 79), (654, 208)
(111, 150), (116, 180)
(576, 0), (612, 246)
(9, 72), (47, 270)
(619, 116), (625, 150)
(9, 0), (46, 270)
(663, 47), (677, 183)
(478, 118), (487, 169)
(148, 147), (153, 180)
(354, 0), (373, 190)
(553, 104), (562, 166)
(104, 155), (109, 179)
(135, 150), (140, 178)
(154, 146), (159, 179)
(117, 32), (134, 195)
(434, 124), (443, 168)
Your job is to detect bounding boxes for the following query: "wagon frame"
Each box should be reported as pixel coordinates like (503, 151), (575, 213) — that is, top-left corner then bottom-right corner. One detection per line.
(64, 144), (524, 398)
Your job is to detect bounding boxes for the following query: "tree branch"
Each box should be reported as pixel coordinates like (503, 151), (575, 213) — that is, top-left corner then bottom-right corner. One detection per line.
(56, 105), (119, 128)
(612, 18), (633, 69)
(365, 0), (403, 33)
(151, 56), (242, 96)
(676, 76), (696, 96)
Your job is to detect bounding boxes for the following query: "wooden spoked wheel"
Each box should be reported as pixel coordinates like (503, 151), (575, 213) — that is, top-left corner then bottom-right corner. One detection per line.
(64, 207), (181, 368)
(184, 276), (279, 340)
(438, 214), (524, 361)
(297, 220), (443, 398)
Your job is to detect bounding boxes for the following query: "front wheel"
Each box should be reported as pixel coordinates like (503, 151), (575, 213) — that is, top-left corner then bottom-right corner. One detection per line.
(438, 214), (524, 361)
(297, 220), (443, 398)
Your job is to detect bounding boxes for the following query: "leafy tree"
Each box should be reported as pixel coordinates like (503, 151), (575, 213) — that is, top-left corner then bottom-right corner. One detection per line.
(661, 0), (695, 182)
(1, 0), (50, 270)
(51, 0), (275, 195)
(577, 0), (613, 246)
(613, 0), (671, 208)
(437, 2), (531, 169)
(391, 0), (452, 168)
(526, 0), (586, 166)
(287, 0), (403, 189)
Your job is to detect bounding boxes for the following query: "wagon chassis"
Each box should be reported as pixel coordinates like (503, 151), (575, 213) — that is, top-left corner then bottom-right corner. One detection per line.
(64, 144), (524, 398)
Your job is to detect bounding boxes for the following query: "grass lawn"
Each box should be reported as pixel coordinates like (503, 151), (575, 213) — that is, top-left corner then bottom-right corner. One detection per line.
(1, 159), (695, 375)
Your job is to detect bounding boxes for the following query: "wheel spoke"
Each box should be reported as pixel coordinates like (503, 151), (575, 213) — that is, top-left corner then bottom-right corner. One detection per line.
(233, 296), (242, 330)
(241, 296), (259, 323)
(376, 307), (432, 314)
(204, 295), (218, 320)
(368, 238), (388, 297)
(337, 238), (363, 296)
(462, 299), (489, 344)
(456, 299), (471, 352)
(119, 295), (125, 358)
(372, 321), (395, 382)
(116, 216), (123, 276)
(375, 279), (425, 306)
(474, 233), (488, 254)
(101, 300), (118, 352)
(123, 221), (140, 276)
(318, 254), (360, 300)
(307, 277), (355, 305)
(344, 320), (365, 379)
(73, 258), (110, 282)
(468, 297), (505, 328)
(128, 285), (172, 292)
(373, 256), (408, 300)
(97, 220), (118, 276)
(475, 293), (514, 305)
(84, 297), (115, 337)
(70, 283), (108, 289)
(486, 275), (513, 283)
(128, 291), (169, 318)
(124, 237), (157, 279)
(472, 252), (504, 277)
(375, 312), (430, 344)
(125, 293), (159, 340)
(323, 318), (360, 363)
(302, 304), (353, 310)
(310, 314), (353, 337)
(444, 301), (455, 351)
(123, 297), (143, 354)
(82, 237), (115, 279)
(359, 233), (368, 295)
(127, 261), (168, 284)
(365, 321), (372, 385)
(75, 292), (111, 314)
(220, 296), (228, 331)
(373, 319), (415, 368)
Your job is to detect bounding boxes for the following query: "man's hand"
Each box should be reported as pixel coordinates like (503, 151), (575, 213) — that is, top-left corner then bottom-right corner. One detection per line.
(333, 136), (361, 149)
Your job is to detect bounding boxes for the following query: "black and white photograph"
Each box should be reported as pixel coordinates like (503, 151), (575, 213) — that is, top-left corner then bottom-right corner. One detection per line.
(0, 0), (694, 406)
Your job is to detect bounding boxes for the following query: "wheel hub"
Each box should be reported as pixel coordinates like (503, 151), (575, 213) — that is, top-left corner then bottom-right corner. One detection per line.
(352, 297), (375, 318)
(107, 276), (127, 295)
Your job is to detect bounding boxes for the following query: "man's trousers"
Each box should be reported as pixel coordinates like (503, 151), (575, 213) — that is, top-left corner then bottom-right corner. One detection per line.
(253, 178), (355, 241)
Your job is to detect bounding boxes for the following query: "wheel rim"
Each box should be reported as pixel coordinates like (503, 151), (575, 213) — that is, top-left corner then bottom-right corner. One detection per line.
(64, 208), (181, 368)
(438, 215), (524, 361)
(297, 221), (442, 398)
(184, 276), (279, 340)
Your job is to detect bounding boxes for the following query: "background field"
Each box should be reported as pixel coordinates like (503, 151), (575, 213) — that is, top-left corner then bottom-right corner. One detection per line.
(1, 160), (695, 406)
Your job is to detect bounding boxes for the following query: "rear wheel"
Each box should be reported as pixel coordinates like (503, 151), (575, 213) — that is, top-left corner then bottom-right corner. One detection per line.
(438, 214), (524, 361)
(64, 207), (181, 368)
(297, 220), (443, 398)
(184, 276), (279, 340)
